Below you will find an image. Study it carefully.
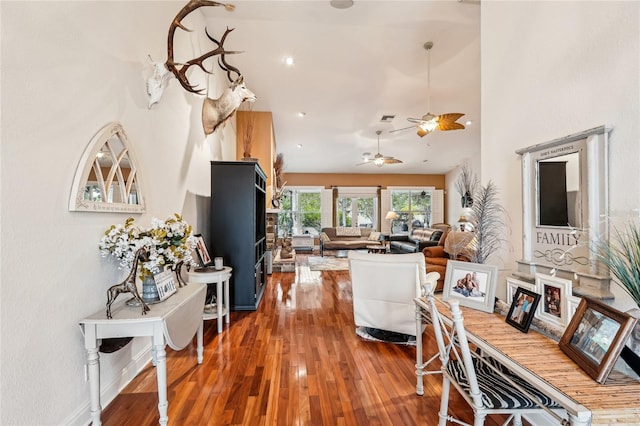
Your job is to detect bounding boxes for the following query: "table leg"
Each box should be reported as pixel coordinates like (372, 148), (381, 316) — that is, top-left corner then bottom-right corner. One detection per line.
(224, 278), (230, 325)
(153, 335), (169, 426)
(217, 279), (223, 333)
(86, 338), (102, 425)
(197, 320), (203, 364)
(415, 304), (424, 396)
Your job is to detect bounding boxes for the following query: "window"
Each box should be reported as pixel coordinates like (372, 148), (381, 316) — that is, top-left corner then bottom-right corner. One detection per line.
(336, 196), (377, 228)
(278, 188), (322, 236)
(389, 189), (432, 233)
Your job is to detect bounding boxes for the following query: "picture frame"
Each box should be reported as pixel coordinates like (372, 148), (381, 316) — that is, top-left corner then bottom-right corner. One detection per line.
(505, 287), (541, 333)
(193, 234), (212, 267)
(443, 260), (498, 313)
(535, 273), (572, 328)
(153, 269), (177, 301)
(506, 276), (535, 303)
(559, 297), (638, 384)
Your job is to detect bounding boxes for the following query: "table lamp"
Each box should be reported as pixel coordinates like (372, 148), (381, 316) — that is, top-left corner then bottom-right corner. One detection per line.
(385, 211), (398, 233)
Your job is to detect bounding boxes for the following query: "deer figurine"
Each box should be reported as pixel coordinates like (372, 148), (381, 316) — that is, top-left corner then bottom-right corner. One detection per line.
(106, 248), (150, 319)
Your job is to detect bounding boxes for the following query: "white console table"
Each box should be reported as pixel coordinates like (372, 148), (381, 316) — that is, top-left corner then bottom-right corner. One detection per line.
(187, 266), (232, 333)
(79, 283), (206, 426)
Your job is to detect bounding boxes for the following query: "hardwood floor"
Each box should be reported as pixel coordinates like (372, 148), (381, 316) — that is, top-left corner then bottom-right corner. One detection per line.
(101, 257), (513, 425)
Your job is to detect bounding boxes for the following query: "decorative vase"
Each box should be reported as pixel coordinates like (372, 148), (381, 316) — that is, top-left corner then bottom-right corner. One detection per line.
(141, 274), (161, 304)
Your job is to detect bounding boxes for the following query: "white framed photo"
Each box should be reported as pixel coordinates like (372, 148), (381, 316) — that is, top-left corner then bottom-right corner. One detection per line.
(535, 273), (573, 328)
(568, 295), (582, 320)
(443, 260), (498, 313)
(153, 269), (178, 301)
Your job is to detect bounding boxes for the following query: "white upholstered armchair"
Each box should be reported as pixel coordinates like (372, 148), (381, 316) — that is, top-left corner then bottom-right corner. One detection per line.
(348, 251), (440, 337)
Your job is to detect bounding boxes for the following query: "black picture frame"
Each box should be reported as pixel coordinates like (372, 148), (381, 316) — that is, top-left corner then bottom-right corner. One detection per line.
(193, 234), (212, 267)
(505, 287), (541, 333)
(559, 297), (638, 384)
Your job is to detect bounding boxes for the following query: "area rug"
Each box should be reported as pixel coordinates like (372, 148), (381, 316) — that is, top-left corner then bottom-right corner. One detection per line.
(355, 326), (417, 346)
(307, 256), (350, 271)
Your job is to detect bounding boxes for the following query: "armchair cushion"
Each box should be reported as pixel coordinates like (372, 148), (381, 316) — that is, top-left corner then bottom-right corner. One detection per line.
(423, 246), (447, 258)
(348, 251), (439, 336)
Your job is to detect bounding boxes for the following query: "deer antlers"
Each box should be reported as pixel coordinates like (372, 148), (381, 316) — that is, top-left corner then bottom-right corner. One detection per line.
(165, 0), (241, 94)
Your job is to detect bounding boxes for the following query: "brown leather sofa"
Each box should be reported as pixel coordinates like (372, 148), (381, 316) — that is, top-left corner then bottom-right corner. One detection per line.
(423, 230), (475, 291)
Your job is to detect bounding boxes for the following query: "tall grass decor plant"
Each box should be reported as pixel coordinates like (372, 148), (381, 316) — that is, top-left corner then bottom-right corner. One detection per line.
(595, 223), (640, 307)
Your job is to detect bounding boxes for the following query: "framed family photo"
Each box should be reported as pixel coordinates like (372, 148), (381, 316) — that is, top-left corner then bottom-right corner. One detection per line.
(506, 287), (541, 333)
(443, 260), (498, 313)
(506, 276), (535, 303)
(193, 234), (212, 267)
(559, 297), (638, 384)
(535, 273), (572, 327)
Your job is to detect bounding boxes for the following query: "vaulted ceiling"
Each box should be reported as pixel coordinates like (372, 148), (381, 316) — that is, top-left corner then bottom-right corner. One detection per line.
(198, 0), (480, 174)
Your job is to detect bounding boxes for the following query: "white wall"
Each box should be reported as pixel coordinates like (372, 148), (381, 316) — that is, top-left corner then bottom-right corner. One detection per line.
(481, 1), (640, 308)
(1, 1), (235, 424)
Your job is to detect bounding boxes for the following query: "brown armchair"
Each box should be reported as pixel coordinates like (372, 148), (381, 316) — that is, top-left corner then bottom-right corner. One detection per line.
(423, 230), (475, 291)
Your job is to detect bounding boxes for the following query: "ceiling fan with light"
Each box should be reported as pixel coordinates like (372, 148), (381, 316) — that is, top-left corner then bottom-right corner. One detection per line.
(358, 130), (403, 167)
(391, 41), (465, 138)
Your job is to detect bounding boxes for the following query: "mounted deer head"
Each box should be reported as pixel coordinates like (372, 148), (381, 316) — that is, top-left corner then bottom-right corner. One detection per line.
(202, 76), (256, 135)
(152, 0), (256, 135)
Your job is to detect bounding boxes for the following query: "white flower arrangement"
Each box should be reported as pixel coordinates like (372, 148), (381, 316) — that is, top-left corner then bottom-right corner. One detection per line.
(99, 214), (197, 279)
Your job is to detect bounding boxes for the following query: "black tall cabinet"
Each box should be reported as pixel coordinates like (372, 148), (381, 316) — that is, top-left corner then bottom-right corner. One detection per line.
(209, 161), (267, 310)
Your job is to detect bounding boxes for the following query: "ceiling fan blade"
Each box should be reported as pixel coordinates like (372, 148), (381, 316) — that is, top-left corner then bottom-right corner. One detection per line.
(436, 113), (466, 131)
(384, 158), (403, 164)
(389, 125), (416, 133)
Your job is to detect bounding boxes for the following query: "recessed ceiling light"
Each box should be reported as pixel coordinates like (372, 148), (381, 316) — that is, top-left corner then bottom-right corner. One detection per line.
(465, 120), (473, 126)
(330, 0), (354, 9)
(297, 112), (306, 118)
(284, 56), (294, 66)
(297, 144), (303, 149)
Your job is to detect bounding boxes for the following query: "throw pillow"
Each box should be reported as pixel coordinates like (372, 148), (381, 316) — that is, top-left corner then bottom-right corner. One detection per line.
(336, 226), (361, 237)
(319, 232), (331, 243)
(368, 231), (381, 241)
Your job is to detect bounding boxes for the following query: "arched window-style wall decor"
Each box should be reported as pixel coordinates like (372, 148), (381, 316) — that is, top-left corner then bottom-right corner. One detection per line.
(69, 122), (146, 213)
(515, 125), (612, 300)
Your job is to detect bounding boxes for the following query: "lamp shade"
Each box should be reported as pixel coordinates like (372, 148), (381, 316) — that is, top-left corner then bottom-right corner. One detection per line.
(385, 211), (398, 220)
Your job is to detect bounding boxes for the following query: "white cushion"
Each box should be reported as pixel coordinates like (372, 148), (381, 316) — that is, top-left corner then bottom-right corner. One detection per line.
(368, 231), (381, 241)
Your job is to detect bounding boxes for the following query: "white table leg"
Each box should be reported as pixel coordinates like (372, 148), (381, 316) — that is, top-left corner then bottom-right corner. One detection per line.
(415, 304), (425, 396)
(217, 279), (223, 333)
(224, 278), (230, 325)
(197, 320), (203, 364)
(84, 325), (102, 425)
(153, 334), (168, 426)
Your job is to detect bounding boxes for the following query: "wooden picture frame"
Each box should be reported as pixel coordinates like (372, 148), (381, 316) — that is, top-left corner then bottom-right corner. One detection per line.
(535, 273), (572, 328)
(506, 287), (541, 333)
(559, 297), (637, 384)
(193, 234), (212, 267)
(443, 260), (498, 313)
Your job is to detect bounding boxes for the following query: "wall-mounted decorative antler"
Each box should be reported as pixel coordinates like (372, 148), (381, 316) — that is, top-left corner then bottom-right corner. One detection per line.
(150, 0), (257, 135)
